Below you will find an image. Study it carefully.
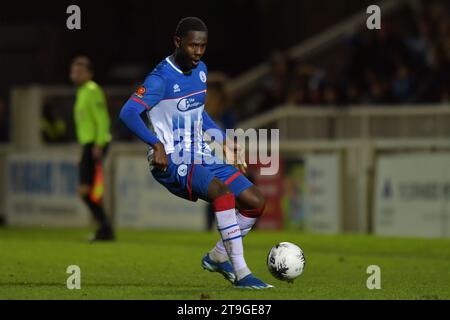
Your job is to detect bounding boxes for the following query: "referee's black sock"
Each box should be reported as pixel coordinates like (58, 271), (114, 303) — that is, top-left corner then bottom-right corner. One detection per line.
(82, 195), (112, 231)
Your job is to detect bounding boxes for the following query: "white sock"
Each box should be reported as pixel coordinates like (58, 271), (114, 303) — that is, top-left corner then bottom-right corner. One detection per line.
(236, 211), (258, 237)
(215, 208), (250, 279)
(210, 210), (257, 266)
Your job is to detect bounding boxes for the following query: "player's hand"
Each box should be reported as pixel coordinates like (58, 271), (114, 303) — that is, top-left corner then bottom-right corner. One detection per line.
(92, 145), (103, 160)
(152, 142), (169, 171)
(225, 140), (247, 174)
(234, 143), (247, 174)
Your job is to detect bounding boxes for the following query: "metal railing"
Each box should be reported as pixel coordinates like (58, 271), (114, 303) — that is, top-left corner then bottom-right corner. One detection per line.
(238, 104), (450, 140)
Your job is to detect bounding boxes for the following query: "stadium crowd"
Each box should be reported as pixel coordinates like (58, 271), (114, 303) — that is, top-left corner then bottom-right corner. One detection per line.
(246, 2), (449, 118)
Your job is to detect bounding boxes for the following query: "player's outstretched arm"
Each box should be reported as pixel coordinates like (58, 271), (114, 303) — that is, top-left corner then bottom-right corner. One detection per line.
(119, 100), (168, 171)
(119, 102), (160, 146)
(119, 74), (165, 146)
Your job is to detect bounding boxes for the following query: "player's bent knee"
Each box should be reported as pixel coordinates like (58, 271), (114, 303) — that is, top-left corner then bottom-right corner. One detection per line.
(240, 186), (265, 208)
(239, 188), (266, 218)
(252, 191), (266, 210)
(240, 202), (265, 218)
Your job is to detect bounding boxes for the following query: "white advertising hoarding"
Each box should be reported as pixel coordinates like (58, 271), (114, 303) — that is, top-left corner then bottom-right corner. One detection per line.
(114, 156), (206, 230)
(374, 153), (450, 238)
(304, 153), (341, 233)
(6, 153), (90, 227)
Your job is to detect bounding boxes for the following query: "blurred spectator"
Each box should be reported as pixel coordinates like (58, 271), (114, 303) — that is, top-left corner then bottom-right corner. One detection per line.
(344, 82), (363, 105)
(254, 52), (290, 113)
(286, 63), (312, 105)
(205, 72), (236, 131)
(414, 45), (449, 103)
(0, 97), (9, 142)
(40, 102), (68, 143)
(391, 64), (415, 103)
(322, 83), (340, 106)
(361, 72), (394, 104)
(404, 17), (434, 68)
(286, 63), (326, 106)
(441, 84), (450, 103)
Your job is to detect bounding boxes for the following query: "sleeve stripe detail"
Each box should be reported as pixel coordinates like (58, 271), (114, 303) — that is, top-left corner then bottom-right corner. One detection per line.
(131, 97), (151, 110)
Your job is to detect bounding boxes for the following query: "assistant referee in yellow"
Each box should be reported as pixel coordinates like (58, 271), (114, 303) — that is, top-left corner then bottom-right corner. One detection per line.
(70, 56), (114, 241)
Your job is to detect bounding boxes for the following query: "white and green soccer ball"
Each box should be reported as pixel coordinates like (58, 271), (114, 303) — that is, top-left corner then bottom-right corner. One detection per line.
(267, 242), (306, 282)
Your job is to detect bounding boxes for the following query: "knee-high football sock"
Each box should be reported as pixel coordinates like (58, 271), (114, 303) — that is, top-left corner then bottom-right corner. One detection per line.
(213, 193), (250, 280)
(210, 210), (258, 263)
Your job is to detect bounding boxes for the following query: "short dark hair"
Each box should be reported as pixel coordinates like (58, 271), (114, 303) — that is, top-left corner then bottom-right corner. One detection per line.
(72, 56), (94, 73)
(175, 17), (208, 38)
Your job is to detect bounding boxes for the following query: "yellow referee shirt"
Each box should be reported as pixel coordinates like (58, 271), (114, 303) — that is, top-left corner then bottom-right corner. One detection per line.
(74, 80), (111, 146)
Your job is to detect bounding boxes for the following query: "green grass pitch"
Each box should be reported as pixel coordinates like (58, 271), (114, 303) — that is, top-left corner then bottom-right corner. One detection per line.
(0, 227), (449, 299)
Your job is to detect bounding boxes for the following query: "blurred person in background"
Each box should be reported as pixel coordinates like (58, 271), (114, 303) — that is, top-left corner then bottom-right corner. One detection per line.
(322, 83), (341, 106)
(287, 62), (335, 106)
(286, 63), (314, 105)
(254, 52), (290, 113)
(41, 102), (68, 143)
(0, 97), (9, 142)
(344, 82), (363, 105)
(205, 72), (236, 135)
(70, 56), (115, 241)
(360, 69), (393, 104)
(414, 45), (449, 103)
(391, 64), (415, 103)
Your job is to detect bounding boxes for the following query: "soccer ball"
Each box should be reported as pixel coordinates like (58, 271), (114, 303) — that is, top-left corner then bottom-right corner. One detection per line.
(267, 242), (306, 282)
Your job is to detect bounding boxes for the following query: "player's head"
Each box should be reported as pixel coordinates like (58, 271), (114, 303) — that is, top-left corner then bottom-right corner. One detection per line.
(70, 56), (94, 86)
(173, 17), (208, 72)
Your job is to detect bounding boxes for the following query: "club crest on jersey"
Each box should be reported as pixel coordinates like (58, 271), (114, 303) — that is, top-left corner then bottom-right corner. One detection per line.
(135, 86), (146, 98)
(177, 98), (190, 111)
(173, 84), (180, 93)
(177, 164), (188, 177)
(199, 71), (207, 83)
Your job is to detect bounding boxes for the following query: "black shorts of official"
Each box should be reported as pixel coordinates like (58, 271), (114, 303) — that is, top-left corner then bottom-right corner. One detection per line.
(79, 143), (109, 186)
